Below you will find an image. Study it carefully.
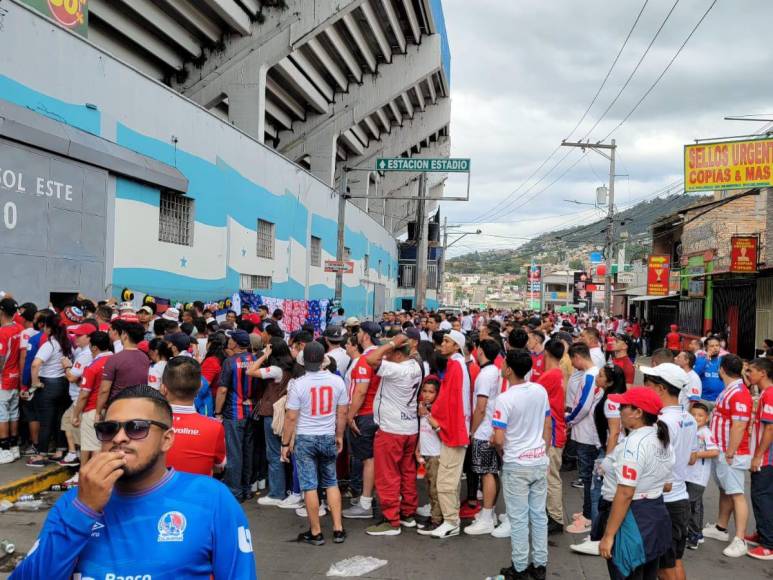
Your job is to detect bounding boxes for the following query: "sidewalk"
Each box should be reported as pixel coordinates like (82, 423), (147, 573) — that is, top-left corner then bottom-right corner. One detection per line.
(0, 460), (72, 502)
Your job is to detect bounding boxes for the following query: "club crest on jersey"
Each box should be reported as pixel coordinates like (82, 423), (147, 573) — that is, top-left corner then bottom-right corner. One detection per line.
(158, 511), (187, 542)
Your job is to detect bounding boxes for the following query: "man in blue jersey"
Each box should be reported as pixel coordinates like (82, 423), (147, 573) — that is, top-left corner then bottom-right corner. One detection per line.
(693, 335), (724, 405)
(11, 385), (257, 579)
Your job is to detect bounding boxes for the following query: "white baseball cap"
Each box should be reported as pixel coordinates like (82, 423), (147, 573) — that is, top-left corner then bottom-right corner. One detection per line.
(446, 330), (466, 352)
(639, 363), (688, 389)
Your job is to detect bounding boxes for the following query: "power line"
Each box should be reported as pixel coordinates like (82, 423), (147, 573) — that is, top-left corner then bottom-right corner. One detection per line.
(600, 0), (719, 141)
(564, 0), (650, 140)
(581, 0), (682, 141)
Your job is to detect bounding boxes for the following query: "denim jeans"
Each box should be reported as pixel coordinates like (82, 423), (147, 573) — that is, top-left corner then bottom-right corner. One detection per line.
(576, 442), (600, 520)
(37, 377), (70, 454)
(261, 416), (285, 499)
(590, 448), (605, 523)
(223, 418), (255, 498)
(294, 434), (338, 492)
(502, 463), (548, 572)
(347, 426), (363, 495)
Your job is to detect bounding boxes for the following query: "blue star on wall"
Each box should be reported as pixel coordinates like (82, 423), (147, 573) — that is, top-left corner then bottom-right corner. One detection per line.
(180, 257), (188, 268)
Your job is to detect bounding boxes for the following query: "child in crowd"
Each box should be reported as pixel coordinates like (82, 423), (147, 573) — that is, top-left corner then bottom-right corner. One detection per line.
(685, 403), (719, 550)
(416, 376), (442, 534)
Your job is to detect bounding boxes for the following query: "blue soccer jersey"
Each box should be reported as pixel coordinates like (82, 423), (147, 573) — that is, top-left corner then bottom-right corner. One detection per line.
(11, 469), (257, 579)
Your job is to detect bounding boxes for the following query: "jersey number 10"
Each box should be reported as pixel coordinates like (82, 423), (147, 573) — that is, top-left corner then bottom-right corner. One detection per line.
(310, 386), (334, 416)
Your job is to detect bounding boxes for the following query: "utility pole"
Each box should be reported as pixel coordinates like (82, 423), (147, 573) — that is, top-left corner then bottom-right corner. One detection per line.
(414, 173), (428, 309)
(561, 138), (617, 316)
(438, 215), (448, 303)
(334, 169), (348, 302)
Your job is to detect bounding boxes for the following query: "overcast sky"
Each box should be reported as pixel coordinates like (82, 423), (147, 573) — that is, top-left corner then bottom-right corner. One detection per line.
(439, 0), (773, 257)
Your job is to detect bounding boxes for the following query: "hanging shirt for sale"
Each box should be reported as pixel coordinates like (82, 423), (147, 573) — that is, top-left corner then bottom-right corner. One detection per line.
(287, 370), (347, 436)
(685, 426), (719, 487)
(659, 405), (697, 502)
(9, 470), (256, 580)
(710, 379), (753, 455)
(472, 363), (501, 442)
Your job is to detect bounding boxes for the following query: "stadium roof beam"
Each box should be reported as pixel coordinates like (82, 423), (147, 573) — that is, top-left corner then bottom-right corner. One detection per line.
(160, 0), (222, 44)
(115, 0), (202, 58)
(324, 25), (364, 83)
(400, 0), (421, 44)
(342, 13), (377, 73)
(361, 2), (392, 62)
(275, 58), (329, 114)
(306, 37), (348, 91)
(380, 0), (406, 53)
(202, 0), (251, 35)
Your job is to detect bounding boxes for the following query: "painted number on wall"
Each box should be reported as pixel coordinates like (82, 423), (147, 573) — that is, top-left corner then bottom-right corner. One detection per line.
(3, 202), (16, 230)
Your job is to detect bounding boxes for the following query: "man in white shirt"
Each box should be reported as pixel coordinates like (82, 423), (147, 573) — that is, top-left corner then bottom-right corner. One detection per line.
(439, 312), (452, 331)
(281, 342), (348, 546)
(676, 351), (702, 406)
(580, 327), (606, 370)
(461, 311), (473, 334)
(361, 333), (423, 536)
(642, 363), (696, 580)
(492, 348), (551, 580)
(58, 323), (96, 467)
(565, 343), (601, 534)
(464, 339), (503, 535)
(323, 325), (350, 376)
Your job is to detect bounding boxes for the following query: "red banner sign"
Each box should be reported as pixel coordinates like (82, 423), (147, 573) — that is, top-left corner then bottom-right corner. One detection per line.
(647, 255), (670, 296)
(324, 260), (354, 274)
(730, 236), (758, 273)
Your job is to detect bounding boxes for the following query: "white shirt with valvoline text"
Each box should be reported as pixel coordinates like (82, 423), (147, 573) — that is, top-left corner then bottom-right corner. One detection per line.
(287, 370), (347, 436)
(492, 381), (550, 467)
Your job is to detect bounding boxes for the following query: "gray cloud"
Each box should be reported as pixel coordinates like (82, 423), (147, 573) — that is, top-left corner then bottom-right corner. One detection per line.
(439, 0), (773, 256)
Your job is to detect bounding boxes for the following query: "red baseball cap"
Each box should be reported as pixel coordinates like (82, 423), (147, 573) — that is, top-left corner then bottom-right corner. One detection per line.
(68, 323), (97, 337)
(137, 340), (150, 354)
(609, 387), (663, 416)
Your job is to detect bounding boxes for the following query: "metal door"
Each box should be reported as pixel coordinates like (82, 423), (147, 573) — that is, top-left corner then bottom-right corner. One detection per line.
(713, 278), (756, 358)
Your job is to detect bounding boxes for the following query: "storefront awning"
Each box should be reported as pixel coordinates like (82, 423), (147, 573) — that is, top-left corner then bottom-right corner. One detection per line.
(630, 294), (679, 302)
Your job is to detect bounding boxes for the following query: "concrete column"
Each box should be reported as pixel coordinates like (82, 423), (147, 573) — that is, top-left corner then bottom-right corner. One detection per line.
(227, 61), (268, 142)
(306, 130), (338, 186)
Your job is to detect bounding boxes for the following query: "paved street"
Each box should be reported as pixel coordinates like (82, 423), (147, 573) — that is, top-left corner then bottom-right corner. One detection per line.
(0, 468), (767, 579)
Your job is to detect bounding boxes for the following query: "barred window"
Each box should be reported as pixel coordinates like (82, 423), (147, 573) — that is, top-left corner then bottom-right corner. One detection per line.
(310, 236), (321, 267)
(240, 274), (272, 290)
(158, 192), (194, 246)
(256, 219), (275, 259)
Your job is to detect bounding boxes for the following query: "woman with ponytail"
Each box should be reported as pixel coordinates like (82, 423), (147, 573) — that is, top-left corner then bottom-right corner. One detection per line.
(595, 387), (674, 579)
(27, 312), (74, 467)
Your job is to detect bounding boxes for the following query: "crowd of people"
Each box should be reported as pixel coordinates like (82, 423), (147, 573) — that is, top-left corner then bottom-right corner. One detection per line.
(0, 295), (770, 579)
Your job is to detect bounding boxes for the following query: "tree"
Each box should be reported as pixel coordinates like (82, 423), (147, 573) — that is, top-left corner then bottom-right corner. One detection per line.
(569, 258), (584, 271)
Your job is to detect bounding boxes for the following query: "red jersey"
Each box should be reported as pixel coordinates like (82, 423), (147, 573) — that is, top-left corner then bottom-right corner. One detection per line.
(530, 351), (545, 381)
(710, 379), (753, 455)
(612, 355), (635, 384)
(80, 353), (113, 412)
(166, 405), (226, 476)
(352, 347), (381, 416)
(666, 332), (681, 350)
(537, 368), (566, 448)
(493, 354), (509, 394)
(0, 322), (23, 390)
(754, 386), (773, 468)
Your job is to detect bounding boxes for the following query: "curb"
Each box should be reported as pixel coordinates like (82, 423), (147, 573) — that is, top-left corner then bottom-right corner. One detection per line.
(0, 465), (73, 502)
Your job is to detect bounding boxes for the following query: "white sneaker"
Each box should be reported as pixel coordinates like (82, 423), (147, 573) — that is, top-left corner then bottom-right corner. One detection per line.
(257, 479), (266, 491)
(498, 512), (508, 523)
(702, 523), (730, 542)
(570, 538), (600, 555)
(10, 446), (20, 460)
(277, 493), (303, 509)
(430, 521), (460, 539)
(463, 517), (495, 535)
(476, 489), (483, 501)
(491, 519), (511, 538)
(417, 503), (432, 518)
(0, 450), (13, 465)
(64, 473), (79, 485)
(250, 481), (258, 493)
(722, 537), (747, 558)
(257, 495), (284, 507)
(296, 502), (327, 518)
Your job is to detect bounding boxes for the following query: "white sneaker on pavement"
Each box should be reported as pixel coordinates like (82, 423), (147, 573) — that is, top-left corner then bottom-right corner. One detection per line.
(464, 516), (495, 535)
(570, 537), (600, 555)
(430, 521), (460, 539)
(0, 450), (13, 464)
(491, 519), (511, 538)
(277, 493), (303, 509)
(702, 523), (730, 542)
(10, 446), (20, 460)
(722, 537), (747, 558)
(417, 503), (432, 518)
(257, 495), (284, 507)
(296, 503), (327, 518)
(498, 513), (508, 523)
(342, 503), (374, 519)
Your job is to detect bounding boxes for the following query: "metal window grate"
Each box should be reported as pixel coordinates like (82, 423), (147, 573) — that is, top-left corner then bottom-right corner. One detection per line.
(256, 219), (275, 259)
(158, 192), (194, 246)
(310, 236), (321, 267)
(240, 274), (272, 290)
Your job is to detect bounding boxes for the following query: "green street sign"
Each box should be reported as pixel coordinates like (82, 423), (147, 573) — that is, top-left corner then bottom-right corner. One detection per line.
(376, 157), (471, 173)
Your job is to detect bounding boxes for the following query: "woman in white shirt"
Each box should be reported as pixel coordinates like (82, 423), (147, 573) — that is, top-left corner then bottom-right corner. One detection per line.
(147, 338), (173, 390)
(596, 388), (675, 579)
(28, 313), (74, 467)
